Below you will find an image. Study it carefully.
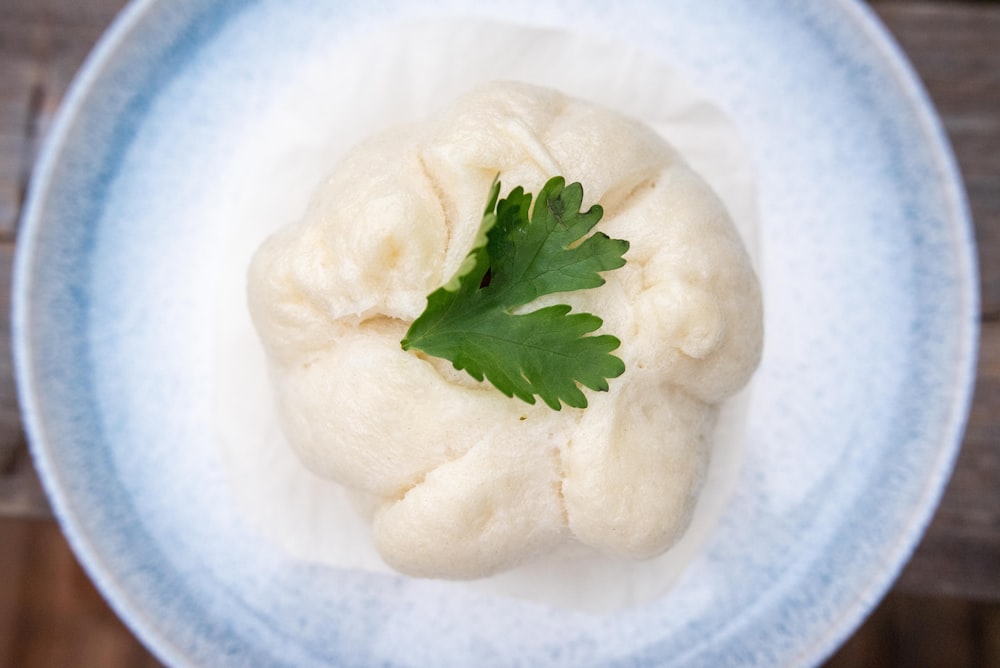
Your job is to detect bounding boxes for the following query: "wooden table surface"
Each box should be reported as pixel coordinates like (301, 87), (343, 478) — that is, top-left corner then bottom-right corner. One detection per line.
(0, 0), (997, 661)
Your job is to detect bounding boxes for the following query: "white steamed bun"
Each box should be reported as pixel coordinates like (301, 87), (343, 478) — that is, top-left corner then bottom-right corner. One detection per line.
(247, 82), (762, 579)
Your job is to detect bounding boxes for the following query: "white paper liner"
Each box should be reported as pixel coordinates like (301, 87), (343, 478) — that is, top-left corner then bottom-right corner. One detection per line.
(212, 18), (759, 613)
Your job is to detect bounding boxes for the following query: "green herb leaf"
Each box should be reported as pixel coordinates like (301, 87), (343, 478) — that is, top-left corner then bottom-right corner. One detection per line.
(401, 176), (629, 410)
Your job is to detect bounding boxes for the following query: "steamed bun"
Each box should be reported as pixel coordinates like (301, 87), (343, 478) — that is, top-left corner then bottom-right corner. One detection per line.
(246, 82), (762, 579)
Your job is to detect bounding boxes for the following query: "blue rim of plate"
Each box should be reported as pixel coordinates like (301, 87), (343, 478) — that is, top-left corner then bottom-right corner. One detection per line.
(786, 2), (978, 662)
(12, 0), (979, 666)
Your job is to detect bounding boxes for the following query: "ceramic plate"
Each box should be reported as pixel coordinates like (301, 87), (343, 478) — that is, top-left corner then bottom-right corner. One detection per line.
(14, 0), (978, 666)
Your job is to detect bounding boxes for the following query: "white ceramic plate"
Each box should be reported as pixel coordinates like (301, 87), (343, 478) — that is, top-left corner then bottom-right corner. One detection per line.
(14, 1), (978, 666)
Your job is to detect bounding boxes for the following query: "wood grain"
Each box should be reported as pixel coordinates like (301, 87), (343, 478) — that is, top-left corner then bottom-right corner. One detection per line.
(0, 518), (162, 668)
(826, 591), (1000, 667)
(0, 238), (47, 518)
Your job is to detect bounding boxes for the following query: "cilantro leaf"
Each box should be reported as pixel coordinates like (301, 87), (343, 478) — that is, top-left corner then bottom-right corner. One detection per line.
(401, 176), (628, 410)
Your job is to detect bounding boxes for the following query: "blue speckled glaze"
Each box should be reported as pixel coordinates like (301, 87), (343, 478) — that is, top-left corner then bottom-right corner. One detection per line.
(13, 0), (978, 666)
